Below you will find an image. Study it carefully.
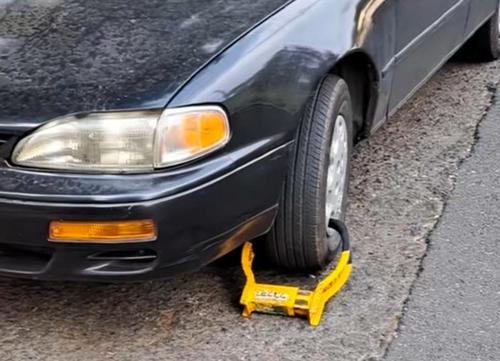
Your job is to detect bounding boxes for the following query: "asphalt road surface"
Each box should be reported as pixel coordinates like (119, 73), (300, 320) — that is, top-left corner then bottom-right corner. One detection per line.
(1, 59), (499, 361)
(384, 79), (500, 361)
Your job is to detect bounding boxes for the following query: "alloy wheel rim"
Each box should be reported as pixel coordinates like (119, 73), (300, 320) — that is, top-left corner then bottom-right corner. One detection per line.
(325, 115), (349, 228)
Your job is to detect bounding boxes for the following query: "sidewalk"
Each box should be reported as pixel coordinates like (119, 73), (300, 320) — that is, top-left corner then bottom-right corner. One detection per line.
(384, 91), (500, 361)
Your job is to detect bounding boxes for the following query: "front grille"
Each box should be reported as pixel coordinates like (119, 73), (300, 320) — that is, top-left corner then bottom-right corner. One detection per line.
(0, 133), (11, 145)
(86, 249), (158, 274)
(0, 132), (16, 161)
(0, 244), (53, 274)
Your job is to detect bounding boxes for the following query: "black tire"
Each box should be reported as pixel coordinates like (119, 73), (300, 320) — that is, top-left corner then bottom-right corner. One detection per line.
(459, 6), (500, 61)
(266, 75), (354, 271)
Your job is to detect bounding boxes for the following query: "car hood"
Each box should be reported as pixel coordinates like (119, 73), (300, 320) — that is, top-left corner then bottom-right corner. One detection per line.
(0, 0), (290, 131)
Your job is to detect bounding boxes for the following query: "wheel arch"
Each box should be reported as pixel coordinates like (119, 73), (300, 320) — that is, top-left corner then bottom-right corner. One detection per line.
(329, 50), (380, 140)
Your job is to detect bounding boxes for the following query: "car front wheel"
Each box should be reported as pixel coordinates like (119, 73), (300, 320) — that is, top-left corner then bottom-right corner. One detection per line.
(266, 75), (354, 271)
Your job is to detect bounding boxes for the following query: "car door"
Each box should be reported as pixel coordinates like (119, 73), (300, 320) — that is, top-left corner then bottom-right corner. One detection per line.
(388, 0), (469, 113)
(465, 0), (498, 37)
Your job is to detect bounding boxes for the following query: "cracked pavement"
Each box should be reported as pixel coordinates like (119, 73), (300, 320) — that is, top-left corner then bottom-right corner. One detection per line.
(1, 59), (500, 361)
(384, 72), (500, 361)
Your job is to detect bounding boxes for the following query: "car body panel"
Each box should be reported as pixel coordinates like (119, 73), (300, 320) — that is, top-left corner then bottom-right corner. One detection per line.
(0, 0), (292, 131)
(169, 0), (398, 135)
(388, 0), (470, 112)
(466, 0), (498, 36)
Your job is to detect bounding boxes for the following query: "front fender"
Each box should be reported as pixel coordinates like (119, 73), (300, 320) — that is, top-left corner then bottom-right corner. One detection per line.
(168, 0), (396, 150)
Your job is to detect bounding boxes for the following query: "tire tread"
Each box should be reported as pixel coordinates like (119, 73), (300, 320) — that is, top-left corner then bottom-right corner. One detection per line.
(266, 75), (353, 270)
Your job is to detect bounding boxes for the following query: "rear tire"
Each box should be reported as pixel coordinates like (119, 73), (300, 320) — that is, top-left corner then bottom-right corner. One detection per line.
(459, 6), (500, 61)
(266, 75), (353, 271)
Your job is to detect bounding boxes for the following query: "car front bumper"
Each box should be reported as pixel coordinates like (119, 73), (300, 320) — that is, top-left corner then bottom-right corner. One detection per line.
(0, 144), (290, 281)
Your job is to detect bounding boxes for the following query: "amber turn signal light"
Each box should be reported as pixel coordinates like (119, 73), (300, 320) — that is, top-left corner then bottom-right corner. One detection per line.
(49, 220), (157, 243)
(154, 106), (230, 167)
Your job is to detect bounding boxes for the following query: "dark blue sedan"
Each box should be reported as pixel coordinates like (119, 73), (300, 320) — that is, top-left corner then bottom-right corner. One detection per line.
(0, 0), (498, 280)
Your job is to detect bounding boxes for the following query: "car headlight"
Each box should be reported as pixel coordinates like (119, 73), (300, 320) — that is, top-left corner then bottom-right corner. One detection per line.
(11, 106), (230, 173)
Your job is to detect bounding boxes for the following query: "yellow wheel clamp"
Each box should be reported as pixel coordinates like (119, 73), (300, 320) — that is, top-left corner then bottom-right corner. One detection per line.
(240, 219), (352, 327)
